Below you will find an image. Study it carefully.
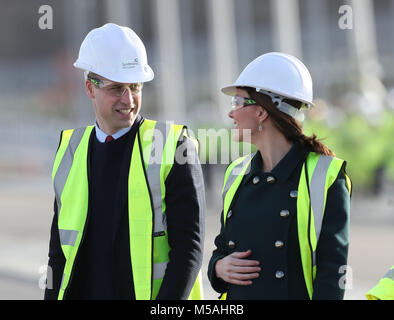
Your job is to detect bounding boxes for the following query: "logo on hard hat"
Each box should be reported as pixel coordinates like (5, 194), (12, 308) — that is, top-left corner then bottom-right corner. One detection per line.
(122, 57), (139, 69)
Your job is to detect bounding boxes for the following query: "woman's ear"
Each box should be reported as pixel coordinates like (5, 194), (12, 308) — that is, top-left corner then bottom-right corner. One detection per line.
(257, 106), (269, 123)
(85, 80), (95, 99)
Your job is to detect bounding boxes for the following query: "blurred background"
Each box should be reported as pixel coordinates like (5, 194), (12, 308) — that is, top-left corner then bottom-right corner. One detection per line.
(0, 0), (393, 299)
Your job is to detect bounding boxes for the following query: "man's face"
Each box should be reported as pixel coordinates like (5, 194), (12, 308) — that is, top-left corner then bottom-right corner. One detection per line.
(85, 74), (142, 135)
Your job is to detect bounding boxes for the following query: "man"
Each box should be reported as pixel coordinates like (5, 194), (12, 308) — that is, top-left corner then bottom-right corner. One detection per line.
(44, 23), (205, 300)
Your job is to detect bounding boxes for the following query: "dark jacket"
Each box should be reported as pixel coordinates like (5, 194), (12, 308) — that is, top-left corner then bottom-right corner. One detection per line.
(45, 116), (205, 300)
(208, 142), (351, 300)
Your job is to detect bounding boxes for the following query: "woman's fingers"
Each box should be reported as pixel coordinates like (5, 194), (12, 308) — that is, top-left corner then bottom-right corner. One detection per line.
(215, 250), (262, 285)
(230, 251), (260, 267)
(230, 271), (260, 281)
(230, 257), (260, 267)
(226, 279), (253, 286)
(226, 271), (260, 286)
(230, 250), (253, 259)
(230, 265), (261, 274)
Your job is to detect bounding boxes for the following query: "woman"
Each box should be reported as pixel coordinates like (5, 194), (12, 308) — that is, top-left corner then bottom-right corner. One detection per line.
(208, 52), (352, 300)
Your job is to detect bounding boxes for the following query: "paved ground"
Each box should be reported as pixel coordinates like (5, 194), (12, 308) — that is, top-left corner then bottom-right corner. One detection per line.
(0, 165), (393, 300)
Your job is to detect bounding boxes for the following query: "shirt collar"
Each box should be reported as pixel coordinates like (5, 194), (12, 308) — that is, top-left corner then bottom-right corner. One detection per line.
(94, 120), (133, 143)
(244, 141), (305, 184)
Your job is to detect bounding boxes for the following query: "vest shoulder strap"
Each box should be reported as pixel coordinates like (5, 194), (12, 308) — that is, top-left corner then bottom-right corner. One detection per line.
(52, 126), (94, 179)
(298, 152), (350, 299)
(222, 153), (255, 225)
(139, 119), (185, 176)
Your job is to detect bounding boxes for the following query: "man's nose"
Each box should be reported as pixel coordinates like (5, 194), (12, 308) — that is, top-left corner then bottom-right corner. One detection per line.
(228, 110), (234, 119)
(119, 88), (133, 105)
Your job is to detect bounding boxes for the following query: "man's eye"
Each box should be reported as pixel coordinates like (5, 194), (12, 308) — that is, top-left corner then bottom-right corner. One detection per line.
(109, 86), (122, 92)
(129, 85), (141, 92)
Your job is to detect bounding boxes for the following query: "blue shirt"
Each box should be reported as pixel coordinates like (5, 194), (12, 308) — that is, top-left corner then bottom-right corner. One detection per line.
(94, 120), (131, 143)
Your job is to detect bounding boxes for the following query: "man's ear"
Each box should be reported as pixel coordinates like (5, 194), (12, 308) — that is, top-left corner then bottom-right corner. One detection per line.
(85, 80), (95, 99)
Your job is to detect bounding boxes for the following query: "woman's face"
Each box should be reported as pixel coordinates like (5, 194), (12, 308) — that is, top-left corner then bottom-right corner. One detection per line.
(228, 88), (261, 142)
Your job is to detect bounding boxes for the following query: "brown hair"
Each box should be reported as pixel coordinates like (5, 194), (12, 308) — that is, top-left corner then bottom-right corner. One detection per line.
(243, 87), (335, 157)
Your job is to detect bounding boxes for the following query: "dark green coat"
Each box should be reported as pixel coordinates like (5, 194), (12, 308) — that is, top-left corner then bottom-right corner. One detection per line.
(208, 142), (351, 300)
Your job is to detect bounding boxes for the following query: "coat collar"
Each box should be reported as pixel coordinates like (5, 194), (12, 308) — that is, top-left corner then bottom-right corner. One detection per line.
(243, 141), (305, 184)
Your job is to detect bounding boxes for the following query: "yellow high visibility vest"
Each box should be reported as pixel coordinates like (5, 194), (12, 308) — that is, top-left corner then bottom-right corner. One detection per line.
(219, 151), (351, 300)
(52, 119), (203, 300)
(366, 266), (394, 300)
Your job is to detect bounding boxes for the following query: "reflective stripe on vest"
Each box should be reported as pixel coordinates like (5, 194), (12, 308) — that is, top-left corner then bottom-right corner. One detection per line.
(222, 154), (254, 225)
(385, 268), (394, 280)
(53, 127), (88, 223)
(52, 119), (202, 300)
(296, 153), (350, 299)
(220, 152), (351, 300)
(366, 265), (394, 300)
(53, 126), (93, 299)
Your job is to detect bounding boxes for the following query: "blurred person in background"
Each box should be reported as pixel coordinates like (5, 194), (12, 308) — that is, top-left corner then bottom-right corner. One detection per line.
(44, 23), (205, 300)
(366, 265), (394, 300)
(208, 52), (352, 300)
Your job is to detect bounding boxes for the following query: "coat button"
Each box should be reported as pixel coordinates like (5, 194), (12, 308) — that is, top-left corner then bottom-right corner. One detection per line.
(228, 240), (236, 249)
(252, 176), (260, 184)
(267, 176), (276, 184)
(226, 210), (233, 219)
(275, 240), (284, 248)
(290, 190), (298, 198)
(275, 270), (285, 279)
(280, 210), (290, 218)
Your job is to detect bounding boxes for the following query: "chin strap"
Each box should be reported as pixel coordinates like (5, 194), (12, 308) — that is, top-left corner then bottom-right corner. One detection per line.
(256, 88), (305, 121)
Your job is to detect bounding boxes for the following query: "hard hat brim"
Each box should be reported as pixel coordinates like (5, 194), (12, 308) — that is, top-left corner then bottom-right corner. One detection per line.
(221, 84), (314, 108)
(74, 61), (154, 84)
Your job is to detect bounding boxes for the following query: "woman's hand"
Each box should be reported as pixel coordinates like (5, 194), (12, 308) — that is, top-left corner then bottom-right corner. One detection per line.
(215, 249), (261, 285)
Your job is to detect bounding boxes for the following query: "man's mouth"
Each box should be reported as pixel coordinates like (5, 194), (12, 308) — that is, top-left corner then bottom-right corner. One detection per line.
(116, 107), (134, 115)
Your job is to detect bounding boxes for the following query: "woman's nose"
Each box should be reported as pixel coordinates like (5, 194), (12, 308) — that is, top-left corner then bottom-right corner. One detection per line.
(228, 110), (234, 119)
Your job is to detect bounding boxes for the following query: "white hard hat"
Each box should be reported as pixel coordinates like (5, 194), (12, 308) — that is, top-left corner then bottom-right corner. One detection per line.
(221, 52), (314, 111)
(74, 23), (154, 83)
